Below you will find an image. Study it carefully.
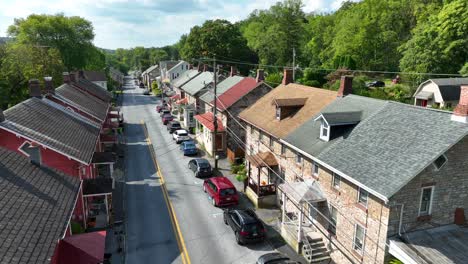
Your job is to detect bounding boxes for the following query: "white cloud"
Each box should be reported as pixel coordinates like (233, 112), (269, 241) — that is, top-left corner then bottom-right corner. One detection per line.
(0, 0), (345, 49)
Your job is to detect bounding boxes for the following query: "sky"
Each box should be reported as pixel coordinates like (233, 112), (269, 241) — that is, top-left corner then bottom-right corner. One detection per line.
(0, 0), (349, 50)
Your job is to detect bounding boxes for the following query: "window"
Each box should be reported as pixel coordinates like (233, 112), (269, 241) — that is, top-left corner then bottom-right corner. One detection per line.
(312, 162), (319, 176)
(269, 136), (274, 148)
(278, 168), (285, 184)
(295, 152), (302, 164)
(329, 206), (338, 235)
(358, 188), (368, 207)
(353, 224), (365, 254)
(18, 141), (32, 156)
(259, 130), (262, 141)
(281, 144), (286, 155)
(249, 145), (254, 155)
(419, 186), (434, 216)
(276, 107), (281, 120)
(320, 120), (330, 141)
(332, 173), (341, 189)
(433, 155), (447, 170)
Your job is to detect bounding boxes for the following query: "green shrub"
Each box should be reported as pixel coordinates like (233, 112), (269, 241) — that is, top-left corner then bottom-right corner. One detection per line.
(71, 221), (84, 234)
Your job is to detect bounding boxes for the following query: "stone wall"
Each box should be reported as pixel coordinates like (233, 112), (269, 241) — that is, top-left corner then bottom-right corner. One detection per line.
(388, 136), (468, 236)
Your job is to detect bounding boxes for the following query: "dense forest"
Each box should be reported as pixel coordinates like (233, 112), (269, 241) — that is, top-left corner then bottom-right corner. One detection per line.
(107, 0), (467, 103)
(0, 14), (110, 109)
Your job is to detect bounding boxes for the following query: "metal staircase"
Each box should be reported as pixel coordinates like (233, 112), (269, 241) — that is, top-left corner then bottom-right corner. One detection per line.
(301, 234), (331, 263)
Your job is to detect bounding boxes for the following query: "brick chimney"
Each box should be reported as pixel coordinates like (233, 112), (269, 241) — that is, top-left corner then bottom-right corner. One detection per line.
(256, 69), (265, 83)
(282, 68), (293, 85)
(63, 72), (70, 84)
(44, 77), (54, 95)
(28, 79), (42, 98)
(451, 85), (468, 123)
(78, 70), (85, 78)
(69, 72), (77, 83)
(230, 66), (237, 77)
(337, 76), (353, 97)
(0, 109), (4, 122)
(203, 64), (208, 72)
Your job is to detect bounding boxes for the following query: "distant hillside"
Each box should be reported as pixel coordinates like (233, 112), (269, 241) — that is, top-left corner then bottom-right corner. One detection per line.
(99, 47), (115, 54)
(0, 37), (12, 45)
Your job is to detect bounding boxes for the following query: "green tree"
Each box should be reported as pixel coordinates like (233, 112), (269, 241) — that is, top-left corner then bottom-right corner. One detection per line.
(400, 0), (468, 74)
(7, 14), (97, 71)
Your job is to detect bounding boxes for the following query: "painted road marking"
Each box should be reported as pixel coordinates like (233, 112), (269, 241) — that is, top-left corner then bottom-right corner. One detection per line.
(141, 120), (191, 264)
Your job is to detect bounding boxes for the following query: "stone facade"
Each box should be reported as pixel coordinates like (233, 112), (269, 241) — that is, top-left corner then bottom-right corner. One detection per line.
(388, 136), (468, 237)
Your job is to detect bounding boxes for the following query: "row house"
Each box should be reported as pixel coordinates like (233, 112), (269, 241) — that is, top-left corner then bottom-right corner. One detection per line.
(240, 74), (468, 263)
(109, 67), (124, 87)
(141, 64), (160, 89)
(0, 146), (83, 264)
(160, 60), (190, 84)
(195, 68), (272, 157)
(80, 70), (108, 90)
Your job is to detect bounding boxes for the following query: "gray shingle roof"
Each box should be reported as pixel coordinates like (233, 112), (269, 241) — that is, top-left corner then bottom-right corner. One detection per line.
(83, 70), (106, 82)
(199, 76), (244, 103)
(320, 111), (362, 125)
(0, 147), (80, 264)
(171, 70), (200, 88)
(284, 95), (468, 200)
(55, 84), (109, 121)
(181, 71), (214, 96)
(0, 98), (100, 164)
(75, 79), (112, 102)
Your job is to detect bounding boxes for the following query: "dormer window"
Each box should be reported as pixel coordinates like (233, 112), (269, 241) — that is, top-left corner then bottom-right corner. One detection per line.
(320, 120), (330, 141)
(273, 98), (307, 120)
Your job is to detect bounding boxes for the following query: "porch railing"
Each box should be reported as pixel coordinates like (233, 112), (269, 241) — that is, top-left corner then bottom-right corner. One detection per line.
(248, 181), (276, 197)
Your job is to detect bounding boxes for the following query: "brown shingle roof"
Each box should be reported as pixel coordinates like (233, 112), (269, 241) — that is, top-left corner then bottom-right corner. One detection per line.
(239, 83), (337, 138)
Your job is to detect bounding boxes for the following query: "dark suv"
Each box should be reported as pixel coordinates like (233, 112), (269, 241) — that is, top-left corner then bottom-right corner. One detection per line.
(224, 209), (266, 245)
(167, 121), (182, 133)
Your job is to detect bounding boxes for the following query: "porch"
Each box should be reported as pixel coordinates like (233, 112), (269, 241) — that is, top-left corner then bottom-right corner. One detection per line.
(83, 178), (113, 230)
(245, 151), (278, 208)
(194, 112), (226, 156)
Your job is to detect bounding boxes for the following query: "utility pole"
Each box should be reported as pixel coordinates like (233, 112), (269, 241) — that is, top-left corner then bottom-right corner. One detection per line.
(292, 47), (296, 82)
(212, 58), (218, 170)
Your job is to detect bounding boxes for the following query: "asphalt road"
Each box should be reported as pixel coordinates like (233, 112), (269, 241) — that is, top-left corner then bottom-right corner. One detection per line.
(121, 80), (273, 264)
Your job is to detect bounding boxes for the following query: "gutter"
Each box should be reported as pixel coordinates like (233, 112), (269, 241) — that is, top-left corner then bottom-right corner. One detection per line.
(62, 180), (82, 239)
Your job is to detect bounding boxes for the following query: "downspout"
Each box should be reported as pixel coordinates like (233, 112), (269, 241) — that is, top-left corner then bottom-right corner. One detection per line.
(374, 202), (384, 263)
(398, 204), (405, 237)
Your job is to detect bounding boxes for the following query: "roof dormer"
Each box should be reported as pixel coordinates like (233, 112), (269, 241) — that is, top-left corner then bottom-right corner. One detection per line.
(315, 111), (362, 141)
(273, 98), (307, 120)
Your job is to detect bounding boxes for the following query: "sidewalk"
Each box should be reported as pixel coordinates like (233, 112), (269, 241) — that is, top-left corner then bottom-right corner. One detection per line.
(200, 154), (307, 263)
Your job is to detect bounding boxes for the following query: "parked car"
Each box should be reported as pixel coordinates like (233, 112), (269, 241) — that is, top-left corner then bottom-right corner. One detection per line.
(156, 105), (166, 113)
(188, 158), (212, 178)
(160, 109), (170, 117)
(167, 121), (182, 133)
(366, 80), (385, 88)
(172, 129), (191, 143)
(139, 82), (144, 88)
(256, 253), (301, 264)
(162, 114), (174, 125)
(180, 141), (198, 156)
(143, 89), (150, 95)
(224, 208), (266, 245)
(203, 177), (238, 207)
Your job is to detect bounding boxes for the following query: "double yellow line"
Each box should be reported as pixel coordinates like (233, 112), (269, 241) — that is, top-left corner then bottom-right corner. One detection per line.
(141, 121), (191, 264)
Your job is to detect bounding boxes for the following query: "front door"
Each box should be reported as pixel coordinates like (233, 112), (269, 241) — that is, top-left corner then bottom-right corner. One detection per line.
(421, 99), (428, 107)
(309, 203), (318, 224)
(215, 133), (223, 150)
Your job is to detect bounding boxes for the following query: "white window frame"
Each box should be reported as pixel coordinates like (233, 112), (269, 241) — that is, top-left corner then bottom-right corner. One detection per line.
(353, 224), (366, 254)
(418, 186), (435, 216)
(320, 119), (330, 141)
(358, 187), (369, 207)
(18, 141), (32, 157)
(329, 205), (338, 235)
(332, 173), (341, 189)
(433, 154), (448, 171)
(312, 162), (319, 176)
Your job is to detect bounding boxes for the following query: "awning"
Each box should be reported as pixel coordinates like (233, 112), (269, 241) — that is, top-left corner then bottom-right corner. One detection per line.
(279, 179), (326, 204)
(92, 152), (116, 164)
(194, 112), (225, 132)
(171, 94), (180, 100)
(83, 178), (113, 196)
(176, 97), (188, 104)
(415, 91), (434, 100)
(247, 151), (278, 167)
(56, 231), (106, 264)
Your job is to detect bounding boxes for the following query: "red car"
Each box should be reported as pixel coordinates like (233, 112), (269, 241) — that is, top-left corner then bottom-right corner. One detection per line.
(162, 114), (174, 125)
(203, 177), (239, 207)
(156, 105), (165, 113)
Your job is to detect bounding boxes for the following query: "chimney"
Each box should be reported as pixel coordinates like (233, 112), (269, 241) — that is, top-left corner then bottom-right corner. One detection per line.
(28, 79), (42, 98)
(451, 85), (468, 123)
(0, 109), (4, 122)
(230, 66), (237, 77)
(337, 75), (353, 97)
(44, 77), (54, 94)
(282, 68), (293, 85)
(203, 64), (208, 72)
(78, 70), (85, 78)
(69, 72), (77, 83)
(27, 144), (42, 166)
(256, 69), (265, 83)
(63, 72), (70, 84)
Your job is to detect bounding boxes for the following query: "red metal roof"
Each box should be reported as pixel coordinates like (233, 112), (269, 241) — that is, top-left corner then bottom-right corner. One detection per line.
(56, 231), (106, 264)
(212, 77), (261, 111)
(194, 112), (225, 132)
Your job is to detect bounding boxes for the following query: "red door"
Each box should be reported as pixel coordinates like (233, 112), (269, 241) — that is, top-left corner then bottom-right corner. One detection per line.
(421, 100), (428, 107)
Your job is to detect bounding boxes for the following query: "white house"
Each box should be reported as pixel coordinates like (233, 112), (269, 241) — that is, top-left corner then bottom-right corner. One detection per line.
(413, 78), (468, 108)
(167, 61), (190, 82)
